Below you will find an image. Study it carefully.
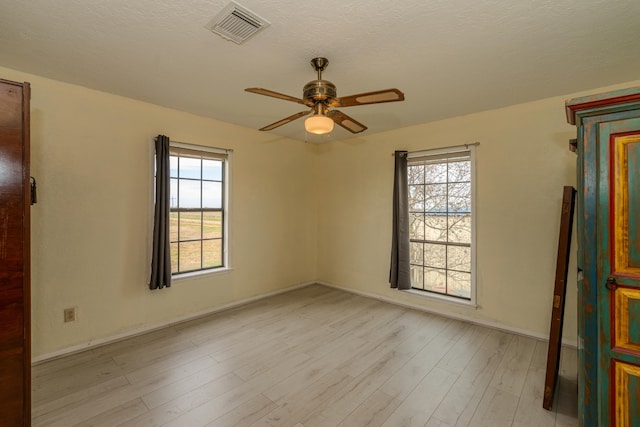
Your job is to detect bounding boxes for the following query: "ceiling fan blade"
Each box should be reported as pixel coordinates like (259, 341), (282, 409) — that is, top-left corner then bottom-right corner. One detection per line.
(327, 110), (367, 134)
(330, 88), (405, 108)
(259, 110), (311, 131)
(245, 88), (308, 105)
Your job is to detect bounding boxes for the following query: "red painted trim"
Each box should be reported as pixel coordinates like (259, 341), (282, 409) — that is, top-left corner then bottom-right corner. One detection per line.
(610, 133), (617, 274)
(614, 272), (640, 280)
(609, 130), (640, 277)
(609, 133), (618, 427)
(607, 131), (635, 348)
(566, 93), (640, 124)
(613, 345), (640, 358)
(609, 128), (640, 425)
(610, 361), (616, 427)
(610, 359), (640, 426)
(609, 282), (616, 413)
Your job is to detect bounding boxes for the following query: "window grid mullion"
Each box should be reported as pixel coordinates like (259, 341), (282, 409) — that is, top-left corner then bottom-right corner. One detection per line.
(221, 160), (226, 265)
(177, 156), (181, 272)
(421, 163), (426, 291)
(421, 243), (425, 291)
(200, 158), (203, 269)
(169, 152), (226, 275)
(410, 239), (470, 248)
(421, 171), (425, 288)
(409, 154), (472, 300)
(445, 161), (449, 296)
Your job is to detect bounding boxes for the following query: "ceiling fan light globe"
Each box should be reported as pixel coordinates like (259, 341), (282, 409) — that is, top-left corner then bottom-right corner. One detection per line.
(305, 115), (334, 135)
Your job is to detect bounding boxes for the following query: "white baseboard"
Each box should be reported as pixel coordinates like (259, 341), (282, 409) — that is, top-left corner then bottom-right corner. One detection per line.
(32, 281), (315, 364)
(33, 279), (576, 364)
(316, 281), (578, 348)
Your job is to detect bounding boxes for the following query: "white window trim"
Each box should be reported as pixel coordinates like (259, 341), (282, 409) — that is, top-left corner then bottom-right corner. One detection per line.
(171, 266), (233, 283)
(168, 141), (232, 278)
(405, 144), (477, 307)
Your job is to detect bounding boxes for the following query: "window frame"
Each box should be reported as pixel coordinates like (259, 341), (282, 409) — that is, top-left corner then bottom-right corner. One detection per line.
(169, 141), (231, 278)
(406, 144), (477, 306)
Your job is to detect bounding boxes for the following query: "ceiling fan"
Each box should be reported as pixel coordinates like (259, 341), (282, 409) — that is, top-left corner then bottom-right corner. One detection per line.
(245, 57), (405, 135)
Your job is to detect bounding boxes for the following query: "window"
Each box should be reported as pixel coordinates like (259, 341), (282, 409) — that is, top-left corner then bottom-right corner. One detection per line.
(169, 143), (229, 275)
(407, 146), (475, 301)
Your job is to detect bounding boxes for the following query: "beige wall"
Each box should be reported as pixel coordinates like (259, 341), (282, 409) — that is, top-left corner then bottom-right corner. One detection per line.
(3, 62), (638, 357)
(0, 66), (318, 358)
(315, 79), (640, 344)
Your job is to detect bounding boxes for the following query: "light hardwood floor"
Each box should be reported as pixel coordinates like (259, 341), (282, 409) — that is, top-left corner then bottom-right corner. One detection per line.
(32, 285), (578, 427)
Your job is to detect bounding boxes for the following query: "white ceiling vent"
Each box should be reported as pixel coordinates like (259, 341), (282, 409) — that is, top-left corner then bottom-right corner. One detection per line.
(205, 2), (270, 44)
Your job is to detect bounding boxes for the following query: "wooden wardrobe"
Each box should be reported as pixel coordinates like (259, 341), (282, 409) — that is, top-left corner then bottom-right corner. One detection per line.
(0, 78), (31, 426)
(566, 88), (640, 426)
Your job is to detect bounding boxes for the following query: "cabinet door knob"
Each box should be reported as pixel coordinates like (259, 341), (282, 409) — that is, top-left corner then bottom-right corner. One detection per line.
(605, 276), (618, 291)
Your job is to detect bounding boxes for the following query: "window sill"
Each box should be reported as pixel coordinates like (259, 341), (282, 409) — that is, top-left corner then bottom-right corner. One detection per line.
(402, 288), (478, 309)
(171, 267), (233, 283)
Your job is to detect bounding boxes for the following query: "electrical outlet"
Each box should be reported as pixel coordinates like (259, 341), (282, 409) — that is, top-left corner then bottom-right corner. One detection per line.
(64, 307), (76, 323)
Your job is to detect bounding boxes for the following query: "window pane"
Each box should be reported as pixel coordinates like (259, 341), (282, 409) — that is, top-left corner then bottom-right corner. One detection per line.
(179, 212), (202, 241)
(424, 268), (446, 293)
(170, 156), (178, 178)
(179, 241), (201, 272)
(179, 179), (200, 208)
(405, 150), (473, 300)
(447, 271), (471, 299)
(425, 163), (447, 183)
(170, 243), (178, 272)
(447, 245), (471, 272)
(408, 164), (424, 185)
(179, 157), (201, 179)
(202, 181), (222, 209)
(203, 239), (223, 268)
(410, 265), (424, 289)
(448, 160), (470, 182)
(424, 243), (446, 268)
(170, 178), (178, 208)
(448, 182), (471, 213)
(410, 242), (423, 265)
(410, 213), (424, 240)
(203, 159), (222, 181)
(424, 184), (446, 213)
(170, 212), (179, 241)
(425, 214), (447, 242)
(203, 212), (223, 239)
(168, 145), (228, 275)
(448, 214), (471, 244)
(409, 185), (424, 211)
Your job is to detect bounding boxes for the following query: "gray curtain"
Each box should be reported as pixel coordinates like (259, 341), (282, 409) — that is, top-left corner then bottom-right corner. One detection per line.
(390, 150), (411, 289)
(149, 135), (171, 290)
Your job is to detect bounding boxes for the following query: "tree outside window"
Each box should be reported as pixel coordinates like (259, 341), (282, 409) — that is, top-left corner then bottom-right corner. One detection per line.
(407, 149), (474, 300)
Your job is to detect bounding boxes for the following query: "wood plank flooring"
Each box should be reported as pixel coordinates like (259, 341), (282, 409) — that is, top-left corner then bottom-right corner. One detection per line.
(32, 285), (578, 426)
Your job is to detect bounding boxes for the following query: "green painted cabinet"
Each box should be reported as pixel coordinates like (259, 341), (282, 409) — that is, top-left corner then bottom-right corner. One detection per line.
(567, 88), (640, 426)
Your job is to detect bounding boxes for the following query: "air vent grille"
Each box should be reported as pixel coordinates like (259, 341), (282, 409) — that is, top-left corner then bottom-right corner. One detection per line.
(205, 2), (270, 44)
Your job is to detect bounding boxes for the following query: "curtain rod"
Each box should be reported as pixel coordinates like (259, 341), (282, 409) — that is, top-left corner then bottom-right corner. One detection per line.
(391, 141), (479, 156)
(154, 137), (234, 153)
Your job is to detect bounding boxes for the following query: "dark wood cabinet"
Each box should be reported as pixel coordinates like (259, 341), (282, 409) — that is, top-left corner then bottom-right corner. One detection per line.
(567, 88), (640, 426)
(0, 78), (31, 426)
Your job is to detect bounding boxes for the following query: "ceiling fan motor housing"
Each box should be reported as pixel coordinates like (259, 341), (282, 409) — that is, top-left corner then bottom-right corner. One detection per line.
(303, 80), (337, 103)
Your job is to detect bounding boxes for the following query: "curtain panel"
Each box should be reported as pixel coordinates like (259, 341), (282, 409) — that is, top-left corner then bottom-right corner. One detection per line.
(149, 135), (172, 290)
(390, 150), (411, 290)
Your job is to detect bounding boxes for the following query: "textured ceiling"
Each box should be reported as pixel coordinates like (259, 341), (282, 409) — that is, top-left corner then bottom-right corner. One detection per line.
(1, 0), (639, 141)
